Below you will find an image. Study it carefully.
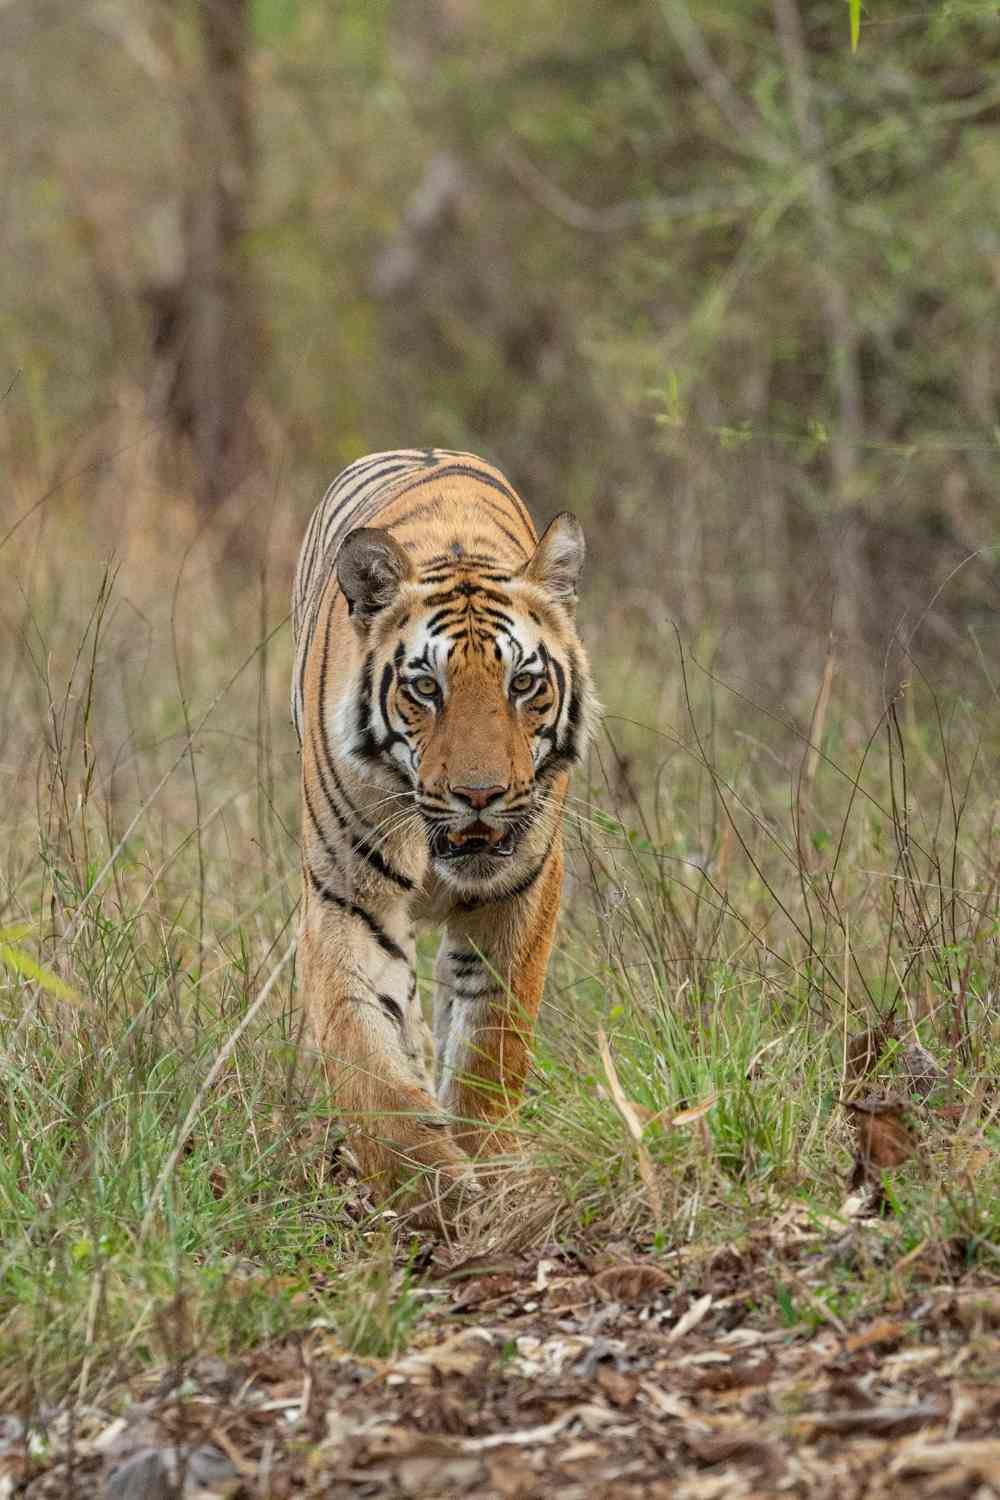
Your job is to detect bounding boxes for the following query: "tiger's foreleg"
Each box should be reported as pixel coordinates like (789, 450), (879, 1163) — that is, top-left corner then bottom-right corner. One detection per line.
(433, 839), (564, 1160)
(300, 882), (471, 1213)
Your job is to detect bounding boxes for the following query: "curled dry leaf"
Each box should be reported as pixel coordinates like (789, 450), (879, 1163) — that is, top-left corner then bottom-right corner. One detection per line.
(684, 1430), (781, 1475)
(594, 1263), (670, 1304)
(597, 1028), (663, 1229)
(842, 1093), (916, 1189)
(845, 1019), (897, 1084)
(844, 1318), (906, 1353)
(891, 1438), (1000, 1484)
(393, 1329), (493, 1382)
(670, 1095), (718, 1127)
(666, 1292), (713, 1345)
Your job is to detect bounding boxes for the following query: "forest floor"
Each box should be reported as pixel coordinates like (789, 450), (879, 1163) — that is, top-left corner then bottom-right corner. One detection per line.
(10, 1203), (1000, 1499)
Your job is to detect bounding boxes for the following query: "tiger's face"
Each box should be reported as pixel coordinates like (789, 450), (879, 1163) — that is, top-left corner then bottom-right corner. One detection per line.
(336, 515), (594, 891)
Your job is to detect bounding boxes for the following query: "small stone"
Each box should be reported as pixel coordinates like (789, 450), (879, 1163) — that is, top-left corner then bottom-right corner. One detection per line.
(104, 1448), (175, 1500)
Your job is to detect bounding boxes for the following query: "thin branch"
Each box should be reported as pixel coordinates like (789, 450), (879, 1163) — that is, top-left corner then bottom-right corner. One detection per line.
(498, 140), (758, 234)
(657, 0), (790, 167)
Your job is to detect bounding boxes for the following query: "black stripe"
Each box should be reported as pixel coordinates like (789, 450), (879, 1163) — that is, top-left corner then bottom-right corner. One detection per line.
(355, 650), (378, 759)
(457, 833), (556, 911)
(320, 459), (414, 551)
(389, 465), (532, 552)
(302, 765), (347, 877)
(388, 500), (446, 528)
(475, 496), (533, 555)
(310, 617), (415, 887)
(477, 607), (516, 630)
(566, 651), (582, 731)
(310, 724), (415, 892)
(378, 993), (405, 1028)
(451, 958), (484, 977)
(306, 867), (408, 962)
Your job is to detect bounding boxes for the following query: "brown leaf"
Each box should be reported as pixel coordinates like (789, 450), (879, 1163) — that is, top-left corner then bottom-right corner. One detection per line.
(794, 1400), (947, 1437)
(842, 1094), (916, 1186)
(844, 1318), (906, 1353)
(670, 1095), (718, 1126)
(594, 1263), (670, 1303)
(954, 1290), (1000, 1329)
(394, 1329), (492, 1382)
(596, 1366), (639, 1407)
(666, 1292), (714, 1344)
(597, 1028), (663, 1228)
(546, 1276), (596, 1311)
(891, 1438), (1000, 1484)
(685, 1431), (781, 1475)
(845, 1019), (897, 1084)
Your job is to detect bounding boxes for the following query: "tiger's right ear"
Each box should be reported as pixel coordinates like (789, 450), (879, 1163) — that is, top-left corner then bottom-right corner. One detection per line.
(337, 528), (413, 626)
(523, 511), (586, 610)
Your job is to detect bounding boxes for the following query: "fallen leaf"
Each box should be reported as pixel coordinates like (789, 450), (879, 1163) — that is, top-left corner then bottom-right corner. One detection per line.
(954, 1290), (1000, 1330)
(393, 1328), (492, 1381)
(891, 1438), (1000, 1483)
(594, 1263), (670, 1303)
(458, 1404), (618, 1452)
(793, 1400), (946, 1437)
(684, 1430), (781, 1474)
(844, 1318), (906, 1353)
(842, 1093), (916, 1186)
(596, 1366), (639, 1407)
(639, 1382), (700, 1421)
(534, 1258), (557, 1291)
(666, 1293), (714, 1344)
(845, 1020), (897, 1084)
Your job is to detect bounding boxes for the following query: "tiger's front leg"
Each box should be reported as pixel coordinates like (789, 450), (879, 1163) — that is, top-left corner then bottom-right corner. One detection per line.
(300, 876), (471, 1213)
(433, 840), (564, 1159)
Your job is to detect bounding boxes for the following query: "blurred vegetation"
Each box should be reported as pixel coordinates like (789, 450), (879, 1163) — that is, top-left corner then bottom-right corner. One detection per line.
(3, 0), (999, 708)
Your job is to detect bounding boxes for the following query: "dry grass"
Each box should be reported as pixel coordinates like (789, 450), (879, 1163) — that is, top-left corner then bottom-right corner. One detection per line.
(1, 439), (999, 1428)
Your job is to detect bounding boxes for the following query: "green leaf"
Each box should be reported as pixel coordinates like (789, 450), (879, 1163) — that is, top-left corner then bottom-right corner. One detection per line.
(0, 927), (79, 1003)
(849, 0), (861, 51)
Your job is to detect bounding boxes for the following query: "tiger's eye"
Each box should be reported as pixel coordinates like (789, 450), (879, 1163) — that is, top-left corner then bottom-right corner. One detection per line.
(412, 675), (438, 698)
(511, 671), (537, 695)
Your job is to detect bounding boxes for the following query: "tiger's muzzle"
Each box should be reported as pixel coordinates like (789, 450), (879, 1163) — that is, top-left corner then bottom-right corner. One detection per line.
(428, 819), (519, 863)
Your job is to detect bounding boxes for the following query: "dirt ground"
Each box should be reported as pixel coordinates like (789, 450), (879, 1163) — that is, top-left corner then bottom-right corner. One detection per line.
(8, 1204), (1000, 1500)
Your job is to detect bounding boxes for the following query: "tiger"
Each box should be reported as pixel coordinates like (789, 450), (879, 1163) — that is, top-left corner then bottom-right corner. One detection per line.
(291, 448), (597, 1217)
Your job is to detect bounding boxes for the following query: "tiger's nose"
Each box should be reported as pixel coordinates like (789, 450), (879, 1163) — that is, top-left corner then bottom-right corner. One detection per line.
(450, 783), (507, 811)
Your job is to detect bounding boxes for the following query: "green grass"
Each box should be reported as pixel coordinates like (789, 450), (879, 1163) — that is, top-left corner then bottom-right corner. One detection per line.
(2, 531), (999, 1410)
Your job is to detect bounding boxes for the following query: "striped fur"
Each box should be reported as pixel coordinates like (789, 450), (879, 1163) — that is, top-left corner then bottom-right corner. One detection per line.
(291, 449), (597, 1220)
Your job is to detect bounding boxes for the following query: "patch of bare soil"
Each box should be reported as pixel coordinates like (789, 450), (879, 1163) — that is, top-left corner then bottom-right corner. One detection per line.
(9, 1215), (1000, 1499)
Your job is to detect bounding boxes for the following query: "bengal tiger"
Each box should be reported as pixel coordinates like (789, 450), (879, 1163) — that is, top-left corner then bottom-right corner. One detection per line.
(291, 448), (597, 1216)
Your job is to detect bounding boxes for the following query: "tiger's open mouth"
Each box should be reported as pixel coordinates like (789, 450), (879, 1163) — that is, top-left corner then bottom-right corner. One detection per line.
(430, 821), (518, 861)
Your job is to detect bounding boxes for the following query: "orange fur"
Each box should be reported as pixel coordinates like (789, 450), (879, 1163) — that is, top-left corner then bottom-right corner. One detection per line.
(291, 450), (596, 1219)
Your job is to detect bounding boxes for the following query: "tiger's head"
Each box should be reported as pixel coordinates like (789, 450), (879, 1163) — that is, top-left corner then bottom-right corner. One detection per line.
(336, 515), (597, 893)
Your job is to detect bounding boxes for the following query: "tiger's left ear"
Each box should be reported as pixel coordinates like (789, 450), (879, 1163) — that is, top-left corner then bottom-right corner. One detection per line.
(524, 512), (586, 610)
(338, 527), (414, 627)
